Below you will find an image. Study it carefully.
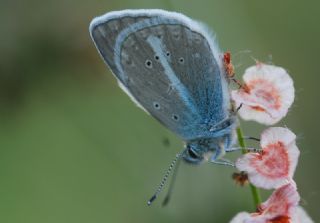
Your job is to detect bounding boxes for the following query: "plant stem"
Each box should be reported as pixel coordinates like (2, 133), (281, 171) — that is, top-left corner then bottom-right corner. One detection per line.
(236, 126), (262, 209)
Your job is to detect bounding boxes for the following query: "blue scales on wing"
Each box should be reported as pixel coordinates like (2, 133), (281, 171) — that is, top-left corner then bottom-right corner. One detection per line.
(90, 10), (231, 140)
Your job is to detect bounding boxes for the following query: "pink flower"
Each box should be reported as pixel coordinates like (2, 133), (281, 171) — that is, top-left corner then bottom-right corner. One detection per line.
(231, 63), (294, 125)
(236, 127), (300, 189)
(291, 206), (314, 223)
(230, 183), (300, 223)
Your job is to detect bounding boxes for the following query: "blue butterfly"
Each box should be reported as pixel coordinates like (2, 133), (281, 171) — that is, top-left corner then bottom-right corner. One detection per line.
(89, 9), (238, 205)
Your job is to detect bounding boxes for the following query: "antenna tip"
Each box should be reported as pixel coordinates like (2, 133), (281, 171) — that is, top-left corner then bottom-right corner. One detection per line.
(147, 195), (157, 206)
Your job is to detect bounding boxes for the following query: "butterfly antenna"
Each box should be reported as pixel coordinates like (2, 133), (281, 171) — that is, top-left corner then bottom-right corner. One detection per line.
(147, 149), (185, 206)
(162, 155), (182, 206)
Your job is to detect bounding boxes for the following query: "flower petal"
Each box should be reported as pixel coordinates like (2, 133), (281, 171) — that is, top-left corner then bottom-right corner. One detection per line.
(258, 183), (300, 219)
(229, 212), (252, 223)
(230, 212), (268, 223)
(291, 206), (314, 223)
(230, 183), (302, 223)
(236, 127), (300, 189)
(231, 63), (294, 125)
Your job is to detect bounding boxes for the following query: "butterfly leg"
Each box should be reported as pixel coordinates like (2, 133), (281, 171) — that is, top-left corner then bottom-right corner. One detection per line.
(225, 147), (262, 153)
(244, 148), (263, 153)
(242, 136), (260, 142)
(210, 158), (235, 167)
(225, 147), (242, 152)
(231, 103), (243, 115)
(209, 144), (235, 167)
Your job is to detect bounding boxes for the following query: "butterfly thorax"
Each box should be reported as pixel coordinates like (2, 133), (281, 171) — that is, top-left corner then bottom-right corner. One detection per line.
(183, 133), (235, 164)
(182, 116), (236, 164)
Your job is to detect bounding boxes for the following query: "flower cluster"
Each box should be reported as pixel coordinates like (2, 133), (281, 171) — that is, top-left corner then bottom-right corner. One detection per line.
(229, 63), (313, 222)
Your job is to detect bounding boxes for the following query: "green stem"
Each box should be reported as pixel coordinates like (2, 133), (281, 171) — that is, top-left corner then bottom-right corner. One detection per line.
(236, 126), (262, 209)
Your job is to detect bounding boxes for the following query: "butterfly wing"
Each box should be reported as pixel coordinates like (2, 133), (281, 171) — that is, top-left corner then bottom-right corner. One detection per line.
(90, 9), (231, 140)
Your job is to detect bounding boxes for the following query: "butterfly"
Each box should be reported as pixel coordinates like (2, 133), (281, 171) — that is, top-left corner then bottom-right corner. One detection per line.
(89, 9), (238, 205)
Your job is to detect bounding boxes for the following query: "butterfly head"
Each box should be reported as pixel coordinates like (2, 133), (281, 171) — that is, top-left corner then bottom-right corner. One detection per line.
(183, 142), (206, 164)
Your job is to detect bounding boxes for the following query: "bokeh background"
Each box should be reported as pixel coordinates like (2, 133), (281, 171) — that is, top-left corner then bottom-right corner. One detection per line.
(0, 0), (319, 222)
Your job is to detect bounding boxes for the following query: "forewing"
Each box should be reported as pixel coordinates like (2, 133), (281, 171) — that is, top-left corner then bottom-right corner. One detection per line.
(90, 10), (231, 140)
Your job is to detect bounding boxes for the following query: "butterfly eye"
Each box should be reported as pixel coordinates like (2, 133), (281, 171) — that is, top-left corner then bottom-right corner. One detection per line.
(166, 51), (171, 57)
(188, 148), (198, 159)
(145, 59), (153, 68)
(154, 55), (160, 61)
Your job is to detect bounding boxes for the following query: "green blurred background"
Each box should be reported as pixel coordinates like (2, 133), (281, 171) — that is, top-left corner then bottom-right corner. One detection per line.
(0, 0), (319, 222)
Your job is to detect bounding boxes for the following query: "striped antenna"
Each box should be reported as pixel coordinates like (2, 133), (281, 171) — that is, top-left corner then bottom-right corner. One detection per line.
(147, 149), (185, 206)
